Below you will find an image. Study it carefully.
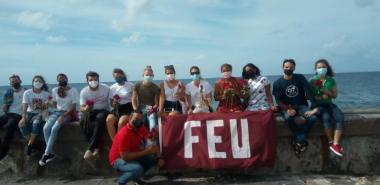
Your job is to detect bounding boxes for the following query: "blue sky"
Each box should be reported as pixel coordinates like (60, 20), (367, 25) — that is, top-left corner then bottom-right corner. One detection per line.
(0, 0), (379, 85)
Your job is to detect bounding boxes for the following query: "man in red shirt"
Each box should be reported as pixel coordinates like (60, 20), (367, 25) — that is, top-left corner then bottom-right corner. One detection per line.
(109, 111), (160, 185)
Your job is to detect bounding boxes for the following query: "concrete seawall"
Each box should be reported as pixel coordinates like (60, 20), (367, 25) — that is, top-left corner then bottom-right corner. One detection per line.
(1, 109), (379, 177)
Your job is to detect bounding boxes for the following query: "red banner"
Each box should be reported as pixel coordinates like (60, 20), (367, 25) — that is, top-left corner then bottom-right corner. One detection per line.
(159, 110), (276, 170)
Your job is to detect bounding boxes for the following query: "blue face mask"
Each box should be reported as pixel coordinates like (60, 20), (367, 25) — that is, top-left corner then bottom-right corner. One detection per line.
(115, 76), (125, 84)
(191, 74), (200, 81)
(143, 75), (154, 82)
(317, 68), (328, 76)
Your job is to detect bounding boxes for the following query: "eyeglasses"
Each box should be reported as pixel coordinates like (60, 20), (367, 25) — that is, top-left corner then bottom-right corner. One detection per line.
(190, 71), (200, 75)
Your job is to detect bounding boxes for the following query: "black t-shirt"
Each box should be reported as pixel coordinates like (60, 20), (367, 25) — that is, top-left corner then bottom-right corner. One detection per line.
(272, 74), (314, 109)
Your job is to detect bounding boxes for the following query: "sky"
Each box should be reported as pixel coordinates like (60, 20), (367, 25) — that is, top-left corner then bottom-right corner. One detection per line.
(0, 0), (379, 85)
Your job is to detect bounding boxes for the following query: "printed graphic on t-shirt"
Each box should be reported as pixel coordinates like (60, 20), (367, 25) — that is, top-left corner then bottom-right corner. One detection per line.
(286, 85), (299, 98)
(32, 98), (43, 110)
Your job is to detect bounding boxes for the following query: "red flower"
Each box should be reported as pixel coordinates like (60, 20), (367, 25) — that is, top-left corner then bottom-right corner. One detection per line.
(223, 82), (232, 89)
(315, 80), (323, 87)
(85, 100), (95, 106)
(113, 94), (121, 100)
(48, 95), (53, 101)
(238, 79), (247, 86)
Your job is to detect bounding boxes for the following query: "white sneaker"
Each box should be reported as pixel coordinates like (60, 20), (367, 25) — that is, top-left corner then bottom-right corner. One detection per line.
(92, 148), (99, 157)
(83, 150), (92, 160)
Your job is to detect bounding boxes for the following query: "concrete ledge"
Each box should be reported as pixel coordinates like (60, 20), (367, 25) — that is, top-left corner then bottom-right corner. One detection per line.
(1, 110), (380, 176)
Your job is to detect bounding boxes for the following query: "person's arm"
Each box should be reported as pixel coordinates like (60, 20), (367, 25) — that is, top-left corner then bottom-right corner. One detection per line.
(264, 85), (276, 111)
(300, 75), (317, 108)
(79, 90), (88, 112)
(120, 146), (158, 161)
(186, 94), (192, 114)
(131, 86), (139, 111)
(214, 82), (223, 101)
(158, 82), (165, 112)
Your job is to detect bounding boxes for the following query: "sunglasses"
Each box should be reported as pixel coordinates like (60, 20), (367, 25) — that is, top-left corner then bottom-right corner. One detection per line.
(190, 71), (200, 75)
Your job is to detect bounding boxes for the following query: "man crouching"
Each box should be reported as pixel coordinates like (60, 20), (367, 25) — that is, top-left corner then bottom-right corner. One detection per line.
(109, 111), (163, 185)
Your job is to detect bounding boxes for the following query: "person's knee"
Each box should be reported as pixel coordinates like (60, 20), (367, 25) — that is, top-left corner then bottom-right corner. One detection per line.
(96, 111), (108, 121)
(51, 123), (61, 134)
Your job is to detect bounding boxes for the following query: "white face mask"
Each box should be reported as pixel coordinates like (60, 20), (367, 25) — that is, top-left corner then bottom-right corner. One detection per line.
(222, 71), (232, 79)
(88, 80), (99, 88)
(166, 74), (175, 81)
(33, 81), (43, 89)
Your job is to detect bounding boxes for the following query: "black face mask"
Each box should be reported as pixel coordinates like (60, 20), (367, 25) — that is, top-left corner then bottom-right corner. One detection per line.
(58, 81), (68, 87)
(132, 119), (142, 128)
(245, 70), (256, 79)
(12, 82), (21, 89)
(284, 69), (294, 76)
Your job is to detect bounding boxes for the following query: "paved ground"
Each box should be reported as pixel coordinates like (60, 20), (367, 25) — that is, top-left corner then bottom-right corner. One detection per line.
(1, 168), (379, 185)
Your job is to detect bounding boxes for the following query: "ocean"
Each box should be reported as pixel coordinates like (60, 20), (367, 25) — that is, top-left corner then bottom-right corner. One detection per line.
(1, 71), (379, 110)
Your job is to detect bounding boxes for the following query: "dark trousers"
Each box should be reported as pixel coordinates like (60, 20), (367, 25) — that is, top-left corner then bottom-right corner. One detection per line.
(0, 113), (21, 157)
(80, 109), (108, 151)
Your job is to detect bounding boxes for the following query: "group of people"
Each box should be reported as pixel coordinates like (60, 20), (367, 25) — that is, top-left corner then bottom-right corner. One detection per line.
(0, 59), (344, 185)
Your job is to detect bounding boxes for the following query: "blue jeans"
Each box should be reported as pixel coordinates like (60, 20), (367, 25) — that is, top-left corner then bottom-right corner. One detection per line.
(19, 112), (44, 137)
(317, 104), (345, 130)
(112, 155), (156, 185)
(282, 105), (317, 143)
(43, 111), (70, 155)
(141, 107), (157, 132)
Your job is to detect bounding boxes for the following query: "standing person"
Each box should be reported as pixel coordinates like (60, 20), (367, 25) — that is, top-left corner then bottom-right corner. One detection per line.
(185, 66), (213, 114)
(106, 68), (134, 141)
(310, 59), (345, 157)
(158, 65), (185, 115)
(79, 71), (110, 160)
(214, 63), (246, 113)
(39, 73), (79, 166)
(109, 111), (163, 185)
(0, 75), (25, 160)
(19, 75), (51, 156)
(273, 59), (318, 157)
(131, 66), (160, 132)
(242, 63), (277, 111)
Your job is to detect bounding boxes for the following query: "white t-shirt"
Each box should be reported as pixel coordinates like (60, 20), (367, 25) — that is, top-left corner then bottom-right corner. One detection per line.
(109, 82), (134, 104)
(164, 81), (183, 102)
(80, 84), (110, 111)
(185, 80), (213, 106)
(247, 76), (270, 107)
(22, 89), (51, 113)
(8, 88), (25, 115)
(52, 87), (79, 111)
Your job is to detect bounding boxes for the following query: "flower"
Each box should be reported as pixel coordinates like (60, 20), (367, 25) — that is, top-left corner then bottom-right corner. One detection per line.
(315, 80), (323, 87)
(48, 95), (53, 101)
(113, 94), (121, 101)
(85, 100), (95, 106)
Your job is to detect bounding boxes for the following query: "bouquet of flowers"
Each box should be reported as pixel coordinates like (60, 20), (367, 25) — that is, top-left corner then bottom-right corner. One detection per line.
(315, 79), (323, 96)
(42, 95), (53, 121)
(82, 99), (95, 133)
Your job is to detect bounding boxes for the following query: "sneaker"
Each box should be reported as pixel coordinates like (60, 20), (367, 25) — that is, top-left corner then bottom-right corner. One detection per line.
(39, 154), (48, 166)
(83, 150), (92, 160)
(299, 140), (308, 152)
(92, 148), (99, 157)
(330, 144), (343, 157)
(140, 175), (168, 183)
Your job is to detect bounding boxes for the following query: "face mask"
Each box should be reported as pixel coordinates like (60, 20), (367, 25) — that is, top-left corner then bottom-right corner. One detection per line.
(115, 76), (125, 84)
(58, 81), (67, 87)
(33, 81), (43, 89)
(284, 69), (294, 76)
(317, 68), (328, 77)
(132, 119), (142, 128)
(12, 82), (21, 89)
(222, 71), (232, 79)
(88, 80), (99, 88)
(245, 70), (256, 79)
(143, 75), (154, 82)
(166, 74), (175, 81)
(191, 74), (200, 81)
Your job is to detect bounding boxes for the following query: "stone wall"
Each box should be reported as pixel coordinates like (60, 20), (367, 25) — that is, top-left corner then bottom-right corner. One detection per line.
(1, 109), (379, 177)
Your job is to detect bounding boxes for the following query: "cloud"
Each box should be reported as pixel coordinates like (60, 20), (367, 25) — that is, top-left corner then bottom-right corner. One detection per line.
(17, 11), (53, 31)
(46, 36), (67, 44)
(188, 0), (222, 6)
(194, 55), (206, 60)
(120, 32), (143, 45)
(112, 0), (150, 32)
(354, 0), (375, 7)
(323, 36), (367, 57)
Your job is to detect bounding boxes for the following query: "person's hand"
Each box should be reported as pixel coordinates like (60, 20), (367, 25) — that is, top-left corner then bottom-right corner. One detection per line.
(58, 115), (66, 124)
(157, 158), (165, 168)
(322, 94), (329, 100)
(287, 108), (296, 117)
(145, 145), (159, 155)
(270, 105), (277, 112)
(2, 104), (8, 113)
(187, 109), (193, 115)
(304, 108), (318, 117)
(19, 117), (26, 127)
